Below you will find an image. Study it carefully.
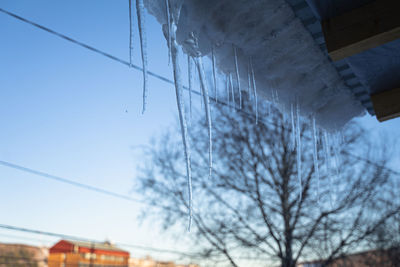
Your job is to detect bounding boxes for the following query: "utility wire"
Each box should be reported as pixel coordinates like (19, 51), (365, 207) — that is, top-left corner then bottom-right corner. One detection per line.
(0, 224), (198, 257)
(0, 160), (177, 211)
(0, 7), (177, 89)
(0, 9), (398, 176)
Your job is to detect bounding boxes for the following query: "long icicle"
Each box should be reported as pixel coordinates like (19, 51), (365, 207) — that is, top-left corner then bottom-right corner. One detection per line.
(226, 74), (230, 107)
(165, 0), (171, 65)
(332, 132), (341, 200)
(312, 116), (320, 204)
(333, 132), (341, 177)
(296, 101), (302, 202)
(323, 131), (333, 207)
(250, 59), (258, 124)
(170, 20), (192, 232)
(188, 55), (193, 119)
(233, 46), (242, 109)
(247, 61), (252, 102)
(128, 0), (133, 67)
(290, 103), (296, 151)
(195, 57), (213, 179)
(229, 73), (235, 109)
(136, 0), (148, 114)
(212, 46), (218, 103)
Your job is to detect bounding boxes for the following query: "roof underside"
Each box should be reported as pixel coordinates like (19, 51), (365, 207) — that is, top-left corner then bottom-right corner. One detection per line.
(294, 0), (400, 115)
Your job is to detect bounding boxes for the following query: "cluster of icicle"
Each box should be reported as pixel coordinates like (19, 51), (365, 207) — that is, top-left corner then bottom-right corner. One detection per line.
(289, 103), (344, 206)
(130, 0), (343, 231)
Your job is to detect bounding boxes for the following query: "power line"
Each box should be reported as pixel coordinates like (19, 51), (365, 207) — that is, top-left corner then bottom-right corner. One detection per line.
(0, 9), (398, 177)
(0, 160), (178, 211)
(0, 7), (178, 88)
(0, 224), (198, 258)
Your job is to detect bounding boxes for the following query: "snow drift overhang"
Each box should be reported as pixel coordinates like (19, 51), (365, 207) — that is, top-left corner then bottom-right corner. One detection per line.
(144, 0), (368, 130)
(145, 0), (400, 127)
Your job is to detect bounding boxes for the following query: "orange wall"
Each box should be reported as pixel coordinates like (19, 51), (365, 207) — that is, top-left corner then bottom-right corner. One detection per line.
(49, 252), (129, 267)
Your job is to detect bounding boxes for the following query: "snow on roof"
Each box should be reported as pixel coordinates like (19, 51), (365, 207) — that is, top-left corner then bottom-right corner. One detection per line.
(144, 0), (366, 130)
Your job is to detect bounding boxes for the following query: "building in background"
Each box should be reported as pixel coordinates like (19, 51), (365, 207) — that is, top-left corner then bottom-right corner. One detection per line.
(0, 243), (48, 267)
(129, 256), (198, 267)
(48, 239), (129, 267)
(0, 241), (199, 267)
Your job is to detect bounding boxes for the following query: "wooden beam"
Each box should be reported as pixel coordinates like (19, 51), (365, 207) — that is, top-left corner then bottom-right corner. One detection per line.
(322, 0), (400, 61)
(371, 88), (400, 122)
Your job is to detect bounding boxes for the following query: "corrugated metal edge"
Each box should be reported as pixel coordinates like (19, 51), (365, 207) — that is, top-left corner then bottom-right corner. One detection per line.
(285, 0), (375, 115)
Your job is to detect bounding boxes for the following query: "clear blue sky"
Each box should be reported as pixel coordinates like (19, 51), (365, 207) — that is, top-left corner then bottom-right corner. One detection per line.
(0, 0), (399, 263)
(0, 0), (194, 262)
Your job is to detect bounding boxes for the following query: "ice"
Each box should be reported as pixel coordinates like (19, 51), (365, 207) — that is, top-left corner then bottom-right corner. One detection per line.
(323, 131), (331, 174)
(225, 74), (230, 106)
(200, 76), (204, 109)
(195, 57), (213, 179)
(187, 55), (193, 118)
(250, 60), (258, 124)
(290, 104), (296, 151)
(212, 47), (218, 103)
(144, 0), (365, 130)
(323, 131), (333, 207)
(129, 0), (134, 67)
(136, 0), (148, 114)
(332, 132), (341, 183)
(165, 0), (171, 65)
(229, 73), (235, 109)
(168, 2), (193, 231)
(247, 61), (252, 101)
(296, 102), (302, 202)
(312, 117), (320, 203)
(225, 75), (230, 107)
(233, 46), (242, 109)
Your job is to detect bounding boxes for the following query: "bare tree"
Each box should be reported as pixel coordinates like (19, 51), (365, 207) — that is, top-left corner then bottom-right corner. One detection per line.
(136, 96), (400, 267)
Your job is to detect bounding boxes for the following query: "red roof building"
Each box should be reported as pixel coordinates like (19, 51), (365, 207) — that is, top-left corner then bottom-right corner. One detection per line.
(48, 239), (129, 267)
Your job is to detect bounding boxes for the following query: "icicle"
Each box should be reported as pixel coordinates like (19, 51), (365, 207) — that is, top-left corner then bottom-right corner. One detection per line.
(200, 77), (204, 109)
(229, 73), (235, 109)
(247, 61), (252, 102)
(128, 0), (133, 67)
(195, 57), (213, 179)
(323, 131), (333, 207)
(323, 131), (331, 173)
(332, 132), (341, 185)
(296, 101), (302, 202)
(226, 74), (230, 107)
(290, 103), (296, 151)
(136, 0), (148, 114)
(272, 91), (277, 106)
(212, 47), (218, 103)
(312, 116), (320, 204)
(250, 59), (258, 124)
(188, 55), (193, 119)
(233, 46), (242, 109)
(267, 101), (271, 116)
(170, 15), (192, 232)
(274, 90), (279, 104)
(165, 0), (171, 65)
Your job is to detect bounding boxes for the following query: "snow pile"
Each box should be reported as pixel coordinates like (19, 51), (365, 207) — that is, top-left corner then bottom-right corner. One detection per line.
(144, 0), (365, 130)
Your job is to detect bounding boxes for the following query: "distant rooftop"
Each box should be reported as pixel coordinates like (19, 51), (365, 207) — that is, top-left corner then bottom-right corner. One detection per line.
(63, 239), (127, 252)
